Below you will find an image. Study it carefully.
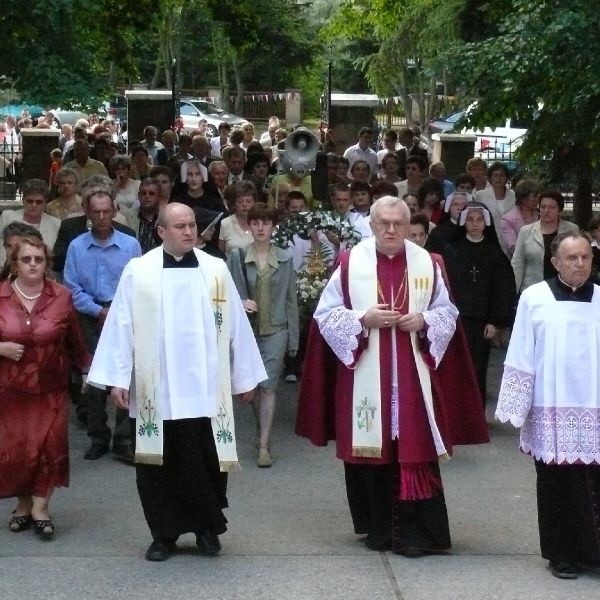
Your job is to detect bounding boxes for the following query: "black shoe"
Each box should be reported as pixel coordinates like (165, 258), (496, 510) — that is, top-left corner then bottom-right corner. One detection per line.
(112, 446), (135, 465)
(549, 561), (578, 579)
(195, 531), (222, 556)
(145, 539), (175, 561)
(84, 444), (109, 460)
(364, 535), (392, 551)
(401, 547), (425, 558)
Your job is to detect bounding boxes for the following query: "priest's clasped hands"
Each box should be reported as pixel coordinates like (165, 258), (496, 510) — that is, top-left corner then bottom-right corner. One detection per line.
(362, 304), (425, 332)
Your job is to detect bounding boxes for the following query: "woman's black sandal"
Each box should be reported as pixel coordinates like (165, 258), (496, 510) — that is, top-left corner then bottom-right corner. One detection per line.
(9, 512), (32, 533)
(32, 518), (55, 539)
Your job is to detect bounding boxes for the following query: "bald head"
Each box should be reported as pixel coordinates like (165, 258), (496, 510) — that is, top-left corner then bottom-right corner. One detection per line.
(157, 202), (197, 256)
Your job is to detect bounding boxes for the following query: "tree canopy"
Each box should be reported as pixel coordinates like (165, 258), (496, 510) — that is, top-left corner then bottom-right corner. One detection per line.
(447, 0), (600, 224)
(1, 0), (317, 112)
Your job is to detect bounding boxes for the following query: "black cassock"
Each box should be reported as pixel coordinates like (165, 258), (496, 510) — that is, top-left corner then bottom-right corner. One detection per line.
(132, 250), (228, 543)
(442, 236), (516, 402)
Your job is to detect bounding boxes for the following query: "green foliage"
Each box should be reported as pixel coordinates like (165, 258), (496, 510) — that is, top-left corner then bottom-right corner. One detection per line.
(448, 0), (600, 163)
(447, 0), (600, 224)
(1, 0), (156, 107)
(324, 0), (463, 123)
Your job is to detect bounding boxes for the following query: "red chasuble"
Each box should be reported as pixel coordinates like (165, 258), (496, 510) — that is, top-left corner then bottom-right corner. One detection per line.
(296, 250), (488, 466)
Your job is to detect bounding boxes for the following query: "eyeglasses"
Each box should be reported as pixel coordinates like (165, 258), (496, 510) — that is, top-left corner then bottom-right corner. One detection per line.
(371, 220), (406, 232)
(18, 256), (46, 264)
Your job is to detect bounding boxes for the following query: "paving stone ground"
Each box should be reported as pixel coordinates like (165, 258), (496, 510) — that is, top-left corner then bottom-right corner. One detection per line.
(1, 348), (597, 599)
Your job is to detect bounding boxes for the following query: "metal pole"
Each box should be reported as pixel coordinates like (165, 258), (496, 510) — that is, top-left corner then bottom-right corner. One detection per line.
(171, 59), (178, 128)
(327, 60), (332, 130)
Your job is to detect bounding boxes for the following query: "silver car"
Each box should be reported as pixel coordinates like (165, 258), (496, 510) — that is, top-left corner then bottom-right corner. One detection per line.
(179, 98), (246, 136)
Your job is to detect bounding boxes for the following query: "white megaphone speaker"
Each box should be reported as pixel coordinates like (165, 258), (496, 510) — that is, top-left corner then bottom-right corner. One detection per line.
(280, 127), (319, 177)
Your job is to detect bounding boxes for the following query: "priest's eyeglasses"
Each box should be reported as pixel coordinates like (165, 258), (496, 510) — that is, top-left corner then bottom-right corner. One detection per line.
(371, 220), (406, 232)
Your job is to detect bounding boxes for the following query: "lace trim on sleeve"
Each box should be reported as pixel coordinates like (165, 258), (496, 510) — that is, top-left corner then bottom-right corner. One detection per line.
(495, 366), (534, 427)
(319, 307), (363, 367)
(422, 307), (456, 367)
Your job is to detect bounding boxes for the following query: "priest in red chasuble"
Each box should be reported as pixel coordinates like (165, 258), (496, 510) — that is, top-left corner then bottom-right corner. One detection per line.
(296, 195), (488, 555)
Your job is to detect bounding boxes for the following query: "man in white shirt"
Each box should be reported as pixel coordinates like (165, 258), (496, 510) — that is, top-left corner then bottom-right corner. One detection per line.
(343, 127), (379, 178)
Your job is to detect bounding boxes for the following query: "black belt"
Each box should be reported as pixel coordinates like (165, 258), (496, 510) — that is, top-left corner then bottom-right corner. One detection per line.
(95, 300), (112, 308)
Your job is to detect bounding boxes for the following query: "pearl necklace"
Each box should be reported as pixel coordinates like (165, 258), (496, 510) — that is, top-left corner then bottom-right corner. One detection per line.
(14, 280), (42, 301)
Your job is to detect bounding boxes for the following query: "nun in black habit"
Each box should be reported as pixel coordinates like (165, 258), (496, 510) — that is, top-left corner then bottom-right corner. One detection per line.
(442, 203), (516, 404)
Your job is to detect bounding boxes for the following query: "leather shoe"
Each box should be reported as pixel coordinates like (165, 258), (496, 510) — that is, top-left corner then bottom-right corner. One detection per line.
(112, 446), (135, 465)
(196, 531), (222, 556)
(549, 561), (578, 579)
(145, 539), (175, 561)
(84, 444), (109, 460)
(365, 535), (392, 551)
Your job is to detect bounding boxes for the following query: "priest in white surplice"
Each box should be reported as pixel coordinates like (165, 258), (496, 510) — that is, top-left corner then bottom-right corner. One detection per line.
(496, 232), (600, 579)
(88, 203), (266, 562)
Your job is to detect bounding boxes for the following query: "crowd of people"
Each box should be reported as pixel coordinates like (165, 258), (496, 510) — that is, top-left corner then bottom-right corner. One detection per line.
(0, 114), (599, 578)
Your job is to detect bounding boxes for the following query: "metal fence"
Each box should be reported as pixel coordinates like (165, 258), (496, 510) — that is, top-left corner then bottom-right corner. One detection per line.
(375, 106), (407, 130)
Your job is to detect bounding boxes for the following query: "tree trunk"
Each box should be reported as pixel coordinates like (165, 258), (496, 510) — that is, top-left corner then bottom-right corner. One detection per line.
(151, 44), (163, 89)
(231, 50), (243, 115)
(573, 143), (593, 228)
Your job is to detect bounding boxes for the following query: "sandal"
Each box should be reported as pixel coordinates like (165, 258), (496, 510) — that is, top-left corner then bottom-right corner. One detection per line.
(32, 518), (55, 539)
(9, 512), (32, 533)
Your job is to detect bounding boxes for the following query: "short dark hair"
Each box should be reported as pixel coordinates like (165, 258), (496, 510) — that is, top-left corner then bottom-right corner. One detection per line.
(589, 215), (600, 232)
(129, 144), (149, 158)
(2, 221), (44, 245)
(406, 155), (427, 172)
(371, 180), (399, 198)
(222, 145), (245, 161)
(332, 182), (351, 196)
(539, 190), (565, 212)
(417, 178), (444, 205)
(225, 180), (257, 205)
(487, 161), (509, 178)
(248, 202), (278, 224)
(358, 127), (373, 137)
(382, 153), (400, 168)
(454, 173), (476, 189)
(410, 213), (430, 233)
(286, 190), (307, 204)
(550, 232), (589, 257)
(229, 129), (245, 145)
(383, 129), (397, 142)
(514, 178), (541, 205)
(149, 165), (174, 181)
(245, 152), (270, 172)
(350, 181), (372, 196)
(218, 122), (232, 132)
(350, 160), (370, 174)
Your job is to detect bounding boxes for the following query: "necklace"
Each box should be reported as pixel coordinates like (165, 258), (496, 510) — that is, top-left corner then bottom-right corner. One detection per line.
(377, 269), (408, 312)
(14, 280), (42, 301)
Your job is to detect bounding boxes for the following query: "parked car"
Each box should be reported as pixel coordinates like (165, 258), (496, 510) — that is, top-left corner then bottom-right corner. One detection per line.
(179, 98), (246, 136)
(427, 109), (466, 135)
(0, 103), (45, 121)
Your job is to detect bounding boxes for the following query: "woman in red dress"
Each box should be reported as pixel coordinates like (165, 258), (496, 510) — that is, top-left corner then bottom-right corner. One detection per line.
(0, 237), (90, 539)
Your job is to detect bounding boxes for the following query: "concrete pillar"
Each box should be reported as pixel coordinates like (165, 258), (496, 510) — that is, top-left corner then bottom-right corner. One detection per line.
(21, 128), (60, 184)
(125, 90), (173, 148)
(431, 133), (477, 180)
(285, 89), (303, 126)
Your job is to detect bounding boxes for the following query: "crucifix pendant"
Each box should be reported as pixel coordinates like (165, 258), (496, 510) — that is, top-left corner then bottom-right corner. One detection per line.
(470, 265), (479, 283)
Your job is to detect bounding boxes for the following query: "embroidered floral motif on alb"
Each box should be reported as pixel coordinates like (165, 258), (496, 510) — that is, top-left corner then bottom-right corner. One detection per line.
(496, 366), (535, 427)
(520, 407), (600, 465)
(320, 308), (363, 366)
(422, 307), (455, 366)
